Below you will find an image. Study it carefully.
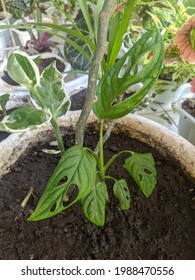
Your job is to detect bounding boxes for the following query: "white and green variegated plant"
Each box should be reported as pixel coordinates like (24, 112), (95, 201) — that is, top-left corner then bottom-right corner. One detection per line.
(0, 50), (70, 154)
(0, 1), (164, 227)
(27, 27), (164, 226)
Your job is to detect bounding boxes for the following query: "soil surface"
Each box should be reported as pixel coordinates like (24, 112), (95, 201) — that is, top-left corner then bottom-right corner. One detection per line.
(0, 127), (195, 260)
(182, 98), (195, 118)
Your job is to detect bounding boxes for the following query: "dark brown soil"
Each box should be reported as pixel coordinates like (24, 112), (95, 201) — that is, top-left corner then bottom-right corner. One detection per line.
(182, 98), (195, 118)
(0, 127), (195, 260)
(70, 88), (87, 110)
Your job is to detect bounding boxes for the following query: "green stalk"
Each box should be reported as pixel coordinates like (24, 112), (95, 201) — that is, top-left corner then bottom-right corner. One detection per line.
(99, 119), (105, 178)
(35, 0), (42, 40)
(29, 87), (65, 155)
(21, 17), (36, 42)
(104, 150), (133, 172)
(50, 118), (65, 155)
(75, 0), (115, 146)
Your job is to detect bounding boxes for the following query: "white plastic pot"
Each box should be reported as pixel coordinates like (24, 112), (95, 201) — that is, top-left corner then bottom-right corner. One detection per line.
(0, 22), (8, 60)
(13, 18), (52, 47)
(173, 83), (195, 145)
(153, 80), (177, 108)
(0, 111), (195, 182)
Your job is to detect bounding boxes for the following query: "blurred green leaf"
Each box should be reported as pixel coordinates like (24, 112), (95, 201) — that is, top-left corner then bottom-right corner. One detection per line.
(0, 93), (10, 116)
(34, 62), (70, 118)
(0, 107), (51, 132)
(7, 50), (39, 88)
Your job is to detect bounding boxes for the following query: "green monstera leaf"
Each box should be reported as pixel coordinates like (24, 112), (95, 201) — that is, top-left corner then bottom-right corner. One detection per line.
(113, 179), (130, 210)
(124, 152), (157, 197)
(0, 107), (51, 132)
(28, 146), (97, 221)
(92, 27), (164, 120)
(82, 181), (107, 226)
(33, 62), (70, 118)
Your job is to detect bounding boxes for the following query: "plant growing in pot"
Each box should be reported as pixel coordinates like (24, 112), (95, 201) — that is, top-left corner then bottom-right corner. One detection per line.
(0, 0), (195, 260)
(171, 14), (195, 145)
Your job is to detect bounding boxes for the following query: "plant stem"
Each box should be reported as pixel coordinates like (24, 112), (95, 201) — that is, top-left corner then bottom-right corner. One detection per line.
(99, 119), (105, 178)
(35, 0), (42, 39)
(21, 17), (37, 42)
(94, 120), (116, 154)
(50, 118), (65, 155)
(75, 0), (115, 146)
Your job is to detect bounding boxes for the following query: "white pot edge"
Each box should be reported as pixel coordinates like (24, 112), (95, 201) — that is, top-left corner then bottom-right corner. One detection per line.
(0, 111), (195, 181)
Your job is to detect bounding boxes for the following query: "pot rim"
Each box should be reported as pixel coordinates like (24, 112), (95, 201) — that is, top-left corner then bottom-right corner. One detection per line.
(0, 111), (195, 180)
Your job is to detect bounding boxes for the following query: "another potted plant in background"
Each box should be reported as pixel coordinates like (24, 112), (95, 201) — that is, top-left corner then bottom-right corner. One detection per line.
(0, 1), (72, 101)
(171, 14), (195, 145)
(0, 0), (195, 260)
(173, 79), (195, 145)
(135, 0), (195, 107)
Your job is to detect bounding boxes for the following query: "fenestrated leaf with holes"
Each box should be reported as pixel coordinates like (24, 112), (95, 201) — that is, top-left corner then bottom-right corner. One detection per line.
(92, 27), (164, 120)
(113, 179), (130, 210)
(124, 152), (157, 197)
(28, 146), (96, 221)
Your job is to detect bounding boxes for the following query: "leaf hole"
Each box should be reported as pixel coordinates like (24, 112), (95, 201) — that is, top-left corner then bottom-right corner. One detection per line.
(126, 196), (130, 200)
(123, 187), (128, 192)
(139, 174), (143, 181)
(58, 176), (68, 186)
(144, 168), (152, 174)
(63, 184), (79, 207)
(50, 202), (57, 213)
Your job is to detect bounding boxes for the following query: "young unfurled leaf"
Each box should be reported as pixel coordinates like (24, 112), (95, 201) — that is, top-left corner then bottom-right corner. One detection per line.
(0, 93), (10, 116)
(113, 179), (130, 210)
(32, 62), (70, 117)
(82, 181), (107, 227)
(124, 153), (157, 197)
(7, 50), (39, 88)
(28, 146), (96, 221)
(93, 27), (164, 120)
(0, 107), (51, 132)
